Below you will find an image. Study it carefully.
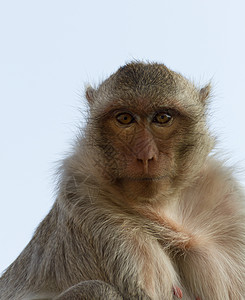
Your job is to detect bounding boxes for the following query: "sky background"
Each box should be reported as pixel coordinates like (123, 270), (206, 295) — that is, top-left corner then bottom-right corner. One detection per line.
(1, 0), (245, 274)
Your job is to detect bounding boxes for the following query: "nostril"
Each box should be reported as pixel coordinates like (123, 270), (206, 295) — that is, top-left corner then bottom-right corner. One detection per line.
(137, 157), (154, 163)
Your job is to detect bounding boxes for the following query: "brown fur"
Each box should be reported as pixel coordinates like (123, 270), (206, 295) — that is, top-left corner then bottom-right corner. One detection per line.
(1, 61), (245, 299)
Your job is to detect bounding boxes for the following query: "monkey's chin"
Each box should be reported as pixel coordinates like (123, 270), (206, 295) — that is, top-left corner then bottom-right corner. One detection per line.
(115, 176), (170, 201)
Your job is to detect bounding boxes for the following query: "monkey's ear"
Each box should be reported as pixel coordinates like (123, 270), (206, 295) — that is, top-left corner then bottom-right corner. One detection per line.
(199, 84), (211, 103)
(85, 86), (96, 105)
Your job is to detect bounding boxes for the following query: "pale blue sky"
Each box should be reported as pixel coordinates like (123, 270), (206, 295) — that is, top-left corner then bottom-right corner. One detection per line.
(1, 0), (245, 274)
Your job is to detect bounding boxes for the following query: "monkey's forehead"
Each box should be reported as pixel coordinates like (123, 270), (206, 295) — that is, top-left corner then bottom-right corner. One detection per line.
(93, 83), (201, 117)
(99, 63), (199, 101)
(89, 62), (203, 117)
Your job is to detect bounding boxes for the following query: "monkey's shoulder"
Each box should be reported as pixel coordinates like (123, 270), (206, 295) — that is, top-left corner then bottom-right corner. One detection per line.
(177, 158), (245, 234)
(182, 158), (243, 205)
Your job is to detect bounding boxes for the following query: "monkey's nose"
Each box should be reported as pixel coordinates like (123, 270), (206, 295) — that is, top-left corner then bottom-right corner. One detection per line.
(136, 145), (158, 164)
(137, 157), (155, 173)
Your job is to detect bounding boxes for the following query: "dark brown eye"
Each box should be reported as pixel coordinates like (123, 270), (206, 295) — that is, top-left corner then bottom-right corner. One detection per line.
(153, 112), (172, 125)
(116, 113), (134, 125)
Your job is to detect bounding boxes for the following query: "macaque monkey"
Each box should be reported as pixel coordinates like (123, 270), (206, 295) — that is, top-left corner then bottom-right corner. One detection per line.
(1, 61), (245, 300)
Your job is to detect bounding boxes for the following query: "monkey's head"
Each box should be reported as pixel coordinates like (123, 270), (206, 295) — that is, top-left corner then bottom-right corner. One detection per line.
(82, 62), (213, 202)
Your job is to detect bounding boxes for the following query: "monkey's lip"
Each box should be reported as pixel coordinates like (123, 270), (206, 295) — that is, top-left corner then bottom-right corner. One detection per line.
(122, 175), (166, 182)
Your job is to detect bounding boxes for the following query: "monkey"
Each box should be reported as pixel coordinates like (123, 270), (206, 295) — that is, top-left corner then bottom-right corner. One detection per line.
(0, 61), (245, 300)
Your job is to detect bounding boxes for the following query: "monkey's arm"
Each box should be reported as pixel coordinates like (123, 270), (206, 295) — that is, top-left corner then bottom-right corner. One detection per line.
(0, 202), (152, 300)
(176, 160), (245, 299)
(54, 187), (183, 300)
(130, 160), (245, 300)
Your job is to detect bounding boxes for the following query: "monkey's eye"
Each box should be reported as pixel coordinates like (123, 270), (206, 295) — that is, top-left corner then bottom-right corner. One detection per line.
(153, 112), (173, 125)
(116, 113), (135, 125)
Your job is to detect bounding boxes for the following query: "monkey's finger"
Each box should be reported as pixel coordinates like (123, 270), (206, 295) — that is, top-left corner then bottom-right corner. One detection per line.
(173, 286), (183, 298)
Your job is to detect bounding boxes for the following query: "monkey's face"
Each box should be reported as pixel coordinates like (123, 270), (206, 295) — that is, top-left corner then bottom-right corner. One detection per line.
(90, 96), (209, 201)
(100, 106), (177, 199)
(85, 62), (213, 202)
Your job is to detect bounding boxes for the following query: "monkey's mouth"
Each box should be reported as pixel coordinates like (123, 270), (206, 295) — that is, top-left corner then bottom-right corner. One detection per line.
(122, 176), (166, 182)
